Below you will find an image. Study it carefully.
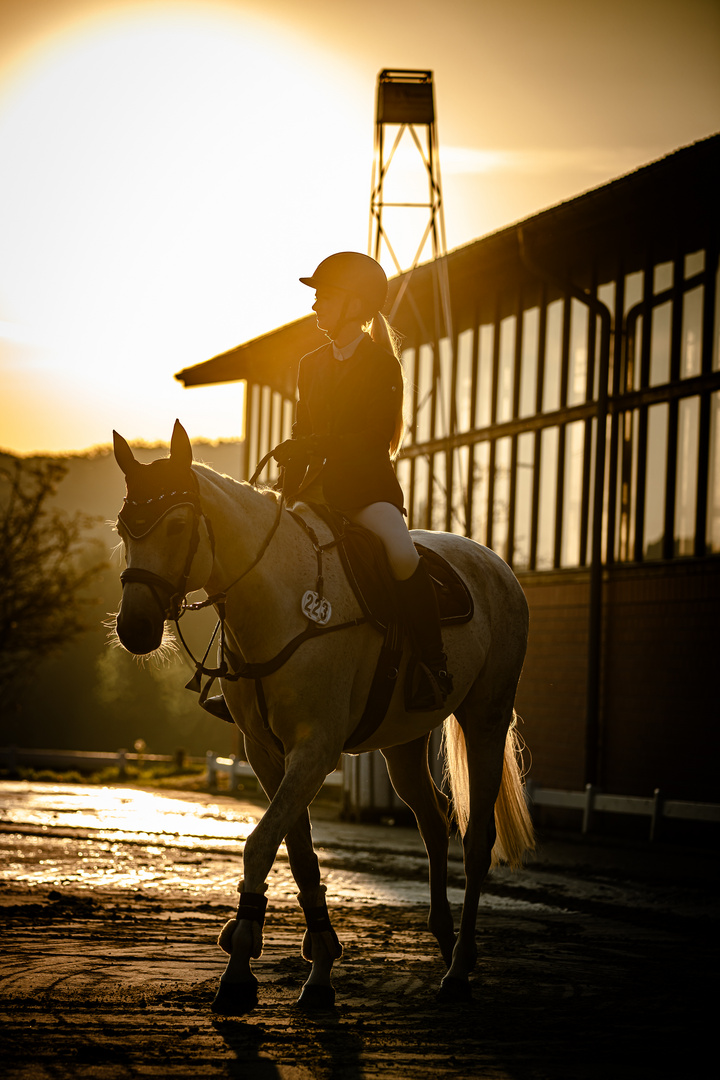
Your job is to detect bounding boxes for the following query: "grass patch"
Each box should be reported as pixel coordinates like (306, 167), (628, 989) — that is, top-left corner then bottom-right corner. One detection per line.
(0, 762), (207, 788)
(0, 762), (273, 798)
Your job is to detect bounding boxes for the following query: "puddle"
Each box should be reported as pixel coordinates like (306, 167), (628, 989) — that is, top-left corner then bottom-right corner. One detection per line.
(0, 782), (259, 849)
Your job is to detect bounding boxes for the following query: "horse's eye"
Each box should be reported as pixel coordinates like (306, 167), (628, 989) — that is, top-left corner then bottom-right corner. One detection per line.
(167, 519), (186, 536)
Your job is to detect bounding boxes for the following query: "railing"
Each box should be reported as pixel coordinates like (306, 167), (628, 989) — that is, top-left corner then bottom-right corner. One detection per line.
(0, 747), (201, 775)
(526, 781), (720, 842)
(205, 752), (343, 795)
(3, 748), (716, 842)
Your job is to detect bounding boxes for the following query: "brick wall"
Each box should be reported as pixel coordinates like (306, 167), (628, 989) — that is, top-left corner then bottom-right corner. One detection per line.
(514, 560), (720, 802)
(515, 572), (591, 791)
(600, 559), (719, 801)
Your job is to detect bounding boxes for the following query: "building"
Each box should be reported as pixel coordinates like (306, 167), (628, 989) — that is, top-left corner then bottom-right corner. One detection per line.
(177, 135), (720, 805)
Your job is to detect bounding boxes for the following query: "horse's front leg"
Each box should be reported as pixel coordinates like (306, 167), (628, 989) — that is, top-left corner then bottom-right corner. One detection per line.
(286, 814), (343, 1009)
(213, 734), (278, 1015)
(212, 737), (338, 1015)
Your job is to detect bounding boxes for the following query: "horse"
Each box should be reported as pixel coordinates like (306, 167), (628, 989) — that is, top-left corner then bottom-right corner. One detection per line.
(112, 420), (534, 1014)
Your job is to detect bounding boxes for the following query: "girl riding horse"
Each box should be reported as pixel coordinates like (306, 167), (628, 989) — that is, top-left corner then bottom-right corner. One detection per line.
(275, 252), (451, 711)
(203, 251), (450, 719)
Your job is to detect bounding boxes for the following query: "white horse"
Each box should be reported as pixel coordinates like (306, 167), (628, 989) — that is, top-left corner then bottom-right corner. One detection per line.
(112, 420), (534, 1014)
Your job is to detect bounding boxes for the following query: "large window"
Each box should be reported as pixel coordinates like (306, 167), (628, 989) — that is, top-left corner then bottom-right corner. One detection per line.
(394, 247), (718, 572)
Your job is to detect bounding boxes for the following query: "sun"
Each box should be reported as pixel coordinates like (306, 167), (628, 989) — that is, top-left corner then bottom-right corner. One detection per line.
(0, 3), (369, 452)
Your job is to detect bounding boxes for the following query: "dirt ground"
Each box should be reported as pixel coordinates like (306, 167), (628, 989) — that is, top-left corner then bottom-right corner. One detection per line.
(0, 784), (717, 1080)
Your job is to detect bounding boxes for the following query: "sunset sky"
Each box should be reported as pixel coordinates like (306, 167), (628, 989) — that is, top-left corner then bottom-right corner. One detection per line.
(1, 0), (718, 455)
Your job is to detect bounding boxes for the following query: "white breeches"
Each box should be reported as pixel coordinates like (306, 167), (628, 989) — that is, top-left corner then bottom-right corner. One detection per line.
(344, 502), (419, 581)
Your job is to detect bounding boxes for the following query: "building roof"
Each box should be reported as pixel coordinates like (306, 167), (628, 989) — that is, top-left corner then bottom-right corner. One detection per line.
(175, 134), (719, 394)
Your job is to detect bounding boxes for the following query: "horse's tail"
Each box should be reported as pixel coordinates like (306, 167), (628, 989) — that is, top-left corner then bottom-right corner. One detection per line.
(442, 711), (535, 869)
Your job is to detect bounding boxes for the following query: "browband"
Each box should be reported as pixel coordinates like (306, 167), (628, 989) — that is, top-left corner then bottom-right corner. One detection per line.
(117, 489), (200, 539)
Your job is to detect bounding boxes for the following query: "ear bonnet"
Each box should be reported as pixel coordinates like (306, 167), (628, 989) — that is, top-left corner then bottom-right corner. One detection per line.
(117, 457), (199, 539)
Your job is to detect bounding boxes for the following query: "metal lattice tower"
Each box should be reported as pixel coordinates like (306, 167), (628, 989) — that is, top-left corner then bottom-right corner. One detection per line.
(368, 69), (451, 333)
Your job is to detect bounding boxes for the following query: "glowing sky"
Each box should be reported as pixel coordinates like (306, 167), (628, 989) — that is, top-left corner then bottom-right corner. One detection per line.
(1, 0), (718, 454)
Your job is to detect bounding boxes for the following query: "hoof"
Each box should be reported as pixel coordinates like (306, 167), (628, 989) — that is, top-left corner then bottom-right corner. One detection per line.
(211, 976), (258, 1015)
(296, 983), (336, 1010)
(436, 976), (472, 1004)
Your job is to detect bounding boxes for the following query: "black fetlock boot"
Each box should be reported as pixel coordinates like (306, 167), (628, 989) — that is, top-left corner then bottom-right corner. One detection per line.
(395, 558), (453, 712)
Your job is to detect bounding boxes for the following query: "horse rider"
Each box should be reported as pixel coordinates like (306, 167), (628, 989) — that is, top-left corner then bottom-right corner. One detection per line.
(274, 252), (452, 712)
(202, 251), (451, 718)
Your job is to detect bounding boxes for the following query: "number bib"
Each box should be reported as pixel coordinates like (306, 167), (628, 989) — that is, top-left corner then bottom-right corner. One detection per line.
(301, 590), (332, 626)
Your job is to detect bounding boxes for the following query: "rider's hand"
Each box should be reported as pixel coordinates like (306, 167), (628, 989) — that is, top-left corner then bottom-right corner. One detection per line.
(273, 435), (332, 467)
(272, 438), (299, 467)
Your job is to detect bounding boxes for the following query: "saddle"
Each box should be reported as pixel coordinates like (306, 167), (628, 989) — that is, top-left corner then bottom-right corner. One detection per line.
(305, 505), (473, 630)
(298, 504), (474, 749)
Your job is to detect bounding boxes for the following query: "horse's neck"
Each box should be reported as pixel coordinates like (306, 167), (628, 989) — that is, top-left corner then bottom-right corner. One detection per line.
(198, 475), (277, 589)
(197, 475), (309, 653)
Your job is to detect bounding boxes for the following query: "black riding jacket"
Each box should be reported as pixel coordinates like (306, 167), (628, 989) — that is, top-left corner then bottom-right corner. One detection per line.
(282, 335), (405, 512)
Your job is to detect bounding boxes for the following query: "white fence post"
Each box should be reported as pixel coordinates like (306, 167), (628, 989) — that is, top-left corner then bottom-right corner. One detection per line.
(206, 750), (217, 787)
(582, 783), (596, 834)
(650, 788), (664, 843)
(228, 756), (239, 793)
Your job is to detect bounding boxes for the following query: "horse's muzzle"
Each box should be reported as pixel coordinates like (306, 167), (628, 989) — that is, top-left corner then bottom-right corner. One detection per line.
(115, 594), (166, 655)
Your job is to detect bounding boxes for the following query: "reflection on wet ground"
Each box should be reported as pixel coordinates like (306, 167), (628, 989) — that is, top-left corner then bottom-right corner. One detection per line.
(2, 780), (713, 922)
(1, 781), (566, 912)
(1, 780), (463, 906)
(0, 782), (260, 846)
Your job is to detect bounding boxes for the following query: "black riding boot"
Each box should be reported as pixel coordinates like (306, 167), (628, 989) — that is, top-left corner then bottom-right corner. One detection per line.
(395, 557), (453, 712)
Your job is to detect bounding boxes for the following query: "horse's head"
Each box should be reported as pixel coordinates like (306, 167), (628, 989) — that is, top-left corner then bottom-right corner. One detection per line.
(113, 420), (214, 655)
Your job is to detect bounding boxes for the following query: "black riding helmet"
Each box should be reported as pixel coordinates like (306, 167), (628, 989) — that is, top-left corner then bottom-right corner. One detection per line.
(300, 252), (388, 314)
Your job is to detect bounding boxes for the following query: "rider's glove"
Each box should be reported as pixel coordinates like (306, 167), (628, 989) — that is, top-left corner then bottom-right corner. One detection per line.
(272, 435), (332, 467)
(272, 438), (300, 467)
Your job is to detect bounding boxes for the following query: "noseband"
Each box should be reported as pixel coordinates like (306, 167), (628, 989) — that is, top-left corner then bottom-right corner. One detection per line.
(120, 564), (195, 622)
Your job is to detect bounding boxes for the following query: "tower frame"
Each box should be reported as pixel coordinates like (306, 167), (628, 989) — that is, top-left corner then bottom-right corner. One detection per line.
(369, 69), (451, 328)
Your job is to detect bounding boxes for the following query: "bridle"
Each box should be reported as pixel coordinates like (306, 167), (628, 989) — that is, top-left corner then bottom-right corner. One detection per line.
(118, 456), (366, 716)
(117, 459), (294, 684)
(119, 489), (208, 622)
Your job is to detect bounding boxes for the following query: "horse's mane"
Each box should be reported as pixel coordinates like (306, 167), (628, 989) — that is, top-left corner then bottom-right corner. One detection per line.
(192, 461), (245, 491)
(192, 461), (280, 503)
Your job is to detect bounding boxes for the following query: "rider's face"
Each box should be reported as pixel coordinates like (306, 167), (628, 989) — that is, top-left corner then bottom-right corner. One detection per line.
(312, 286), (348, 334)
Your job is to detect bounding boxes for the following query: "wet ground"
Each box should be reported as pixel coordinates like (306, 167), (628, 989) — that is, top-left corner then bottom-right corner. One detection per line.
(0, 781), (716, 1079)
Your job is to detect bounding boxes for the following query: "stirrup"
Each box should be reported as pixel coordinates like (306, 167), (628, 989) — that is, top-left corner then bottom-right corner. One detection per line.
(200, 694), (235, 723)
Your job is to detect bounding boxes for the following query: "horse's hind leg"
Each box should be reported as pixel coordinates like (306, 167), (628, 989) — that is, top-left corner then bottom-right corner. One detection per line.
(382, 735), (455, 966)
(439, 692), (513, 1001)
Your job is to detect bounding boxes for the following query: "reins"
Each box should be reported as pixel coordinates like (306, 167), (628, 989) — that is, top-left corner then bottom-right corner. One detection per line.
(192, 451), (285, 606)
(145, 450), (366, 708)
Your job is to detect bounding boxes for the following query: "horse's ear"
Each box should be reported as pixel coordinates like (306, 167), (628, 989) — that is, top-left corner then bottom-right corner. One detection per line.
(170, 420), (193, 470)
(113, 430), (137, 477)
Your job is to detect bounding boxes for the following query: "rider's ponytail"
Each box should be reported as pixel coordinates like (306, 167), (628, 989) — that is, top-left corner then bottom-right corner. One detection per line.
(368, 311), (406, 459)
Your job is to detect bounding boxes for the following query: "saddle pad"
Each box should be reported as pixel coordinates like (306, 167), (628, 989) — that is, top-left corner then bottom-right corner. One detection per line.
(306, 504), (474, 630)
(416, 542), (474, 626)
